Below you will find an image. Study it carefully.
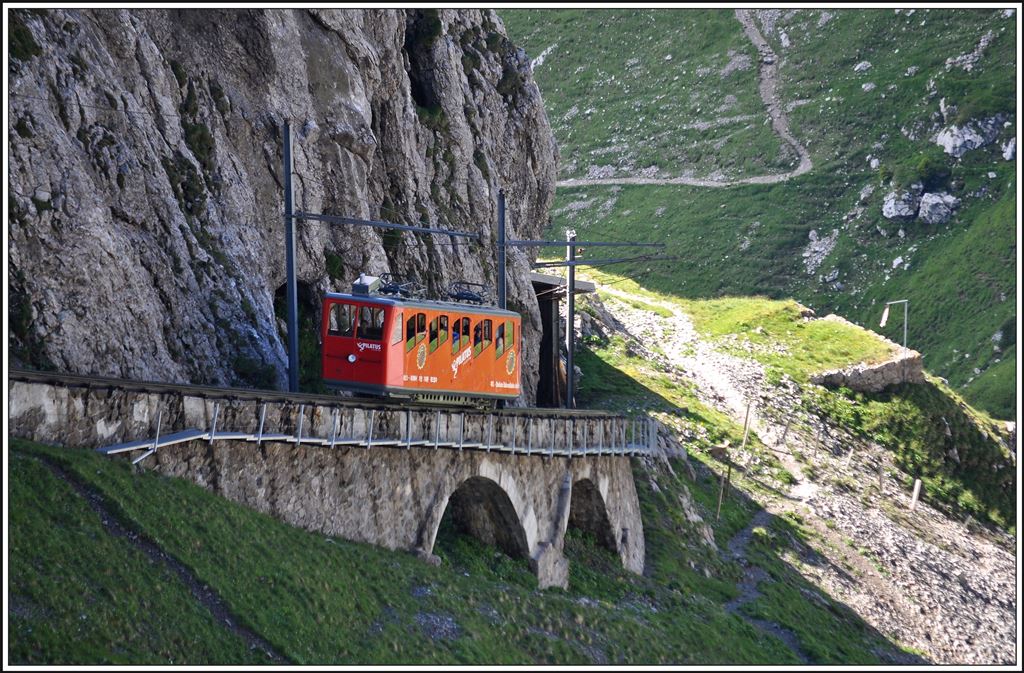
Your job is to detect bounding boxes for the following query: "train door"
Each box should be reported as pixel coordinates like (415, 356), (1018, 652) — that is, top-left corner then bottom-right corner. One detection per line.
(323, 301), (357, 382)
(323, 301), (388, 387)
(353, 304), (387, 383)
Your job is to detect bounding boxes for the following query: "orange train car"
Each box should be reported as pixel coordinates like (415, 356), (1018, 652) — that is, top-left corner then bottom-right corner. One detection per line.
(320, 288), (522, 402)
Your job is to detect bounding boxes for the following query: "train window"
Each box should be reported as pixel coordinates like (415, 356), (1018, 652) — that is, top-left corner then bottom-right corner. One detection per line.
(453, 317), (470, 353)
(439, 315), (448, 347)
(495, 322), (505, 357)
(416, 312), (426, 343)
(505, 320), (514, 348)
(357, 306), (385, 340)
(392, 312), (403, 345)
(474, 319), (492, 357)
(473, 321), (483, 357)
(328, 303), (356, 337)
(406, 315), (416, 352)
(428, 318), (439, 353)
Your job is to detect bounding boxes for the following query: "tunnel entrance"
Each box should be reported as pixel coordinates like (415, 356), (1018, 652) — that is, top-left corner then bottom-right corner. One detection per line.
(434, 477), (530, 561)
(568, 479), (616, 552)
(273, 280), (324, 392)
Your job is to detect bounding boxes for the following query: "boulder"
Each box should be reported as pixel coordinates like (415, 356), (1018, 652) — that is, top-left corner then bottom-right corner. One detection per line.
(882, 190), (920, 219)
(918, 192), (961, 225)
(1003, 138), (1016, 161)
(934, 116), (1005, 157)
(853, 60), (872, 72)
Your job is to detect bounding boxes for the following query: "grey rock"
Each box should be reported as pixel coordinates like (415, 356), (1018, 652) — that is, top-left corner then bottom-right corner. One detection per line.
(853, 60), (872, 73)
(882, 190), (920, 219)
(918, 192), (961, 225)
(934, 115), (1005, 157)
(1002, 137), (1015, 161)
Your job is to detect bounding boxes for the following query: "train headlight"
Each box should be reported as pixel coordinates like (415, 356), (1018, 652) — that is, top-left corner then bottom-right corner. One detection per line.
(347, 354), (357, 363)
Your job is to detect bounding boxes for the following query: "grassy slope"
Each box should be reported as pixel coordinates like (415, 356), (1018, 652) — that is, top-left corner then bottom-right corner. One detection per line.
(502, 8), (1017, 419)
(501, 9), (792, 180)
(8, 451), (271, 665)
(10, 433), (916, 665)
(576, 267), (1015, 530)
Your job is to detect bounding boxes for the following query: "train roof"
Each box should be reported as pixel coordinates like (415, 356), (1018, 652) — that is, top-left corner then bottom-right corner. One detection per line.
(323, 292), (521, 318)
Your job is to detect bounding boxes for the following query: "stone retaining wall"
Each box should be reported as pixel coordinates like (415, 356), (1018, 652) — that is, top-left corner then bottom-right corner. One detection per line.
(809, 314), (925, 392)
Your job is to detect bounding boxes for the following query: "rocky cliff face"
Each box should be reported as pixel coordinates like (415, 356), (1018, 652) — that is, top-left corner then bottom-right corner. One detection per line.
(8, 8), (557, 403)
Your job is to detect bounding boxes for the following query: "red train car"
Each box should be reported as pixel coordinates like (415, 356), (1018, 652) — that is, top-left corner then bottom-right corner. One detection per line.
(321, 285), (522, 403)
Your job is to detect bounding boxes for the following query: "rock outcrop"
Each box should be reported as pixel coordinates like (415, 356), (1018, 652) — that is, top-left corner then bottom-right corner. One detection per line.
(882, 189), (920, 220)
(917, 192), (961, 225)
(933, 115), (1006, 157)
(1002, 137), (1015, 161)
(8, 8), (557, 404)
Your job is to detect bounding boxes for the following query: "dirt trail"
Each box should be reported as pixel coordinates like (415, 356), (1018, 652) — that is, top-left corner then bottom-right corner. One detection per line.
(557, 10), (812, 189)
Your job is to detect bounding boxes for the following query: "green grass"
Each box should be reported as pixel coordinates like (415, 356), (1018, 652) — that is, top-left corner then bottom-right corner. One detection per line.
(581, 267), (895, 382)
(503, 8), (1017, 419)
(680, 296), (895, 381)
(8, 451), (270, 665)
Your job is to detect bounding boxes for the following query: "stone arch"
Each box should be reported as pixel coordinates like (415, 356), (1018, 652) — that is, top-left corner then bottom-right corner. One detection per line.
(434, 476), (530, 560)
(568, 478), (617, 552)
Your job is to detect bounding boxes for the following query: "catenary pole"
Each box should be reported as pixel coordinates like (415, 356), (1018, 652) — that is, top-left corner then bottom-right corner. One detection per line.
(283, 120), (299, 393)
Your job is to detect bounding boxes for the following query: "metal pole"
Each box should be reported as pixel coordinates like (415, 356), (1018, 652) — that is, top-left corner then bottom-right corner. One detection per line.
(565, 229), (577, 409)
(497, 188), (507, 310)
(209, 401), (219, 444)
(283, 120), (299, 393)
(257, 403), (266, 447)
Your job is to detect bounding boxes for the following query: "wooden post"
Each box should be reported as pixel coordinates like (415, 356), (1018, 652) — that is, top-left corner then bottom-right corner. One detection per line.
(777, 412), (792, 448)
(910, 478), (922, 510)
(715, 458), (731, 522)
(739, 402), (752, 469)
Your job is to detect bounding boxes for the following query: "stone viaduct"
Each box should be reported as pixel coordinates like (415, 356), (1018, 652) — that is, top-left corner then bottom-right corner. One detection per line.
(9, 372), (650, 588)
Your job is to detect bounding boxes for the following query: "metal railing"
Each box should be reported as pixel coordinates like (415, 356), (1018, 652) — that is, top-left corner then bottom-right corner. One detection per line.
(97, 400), (658, 461)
